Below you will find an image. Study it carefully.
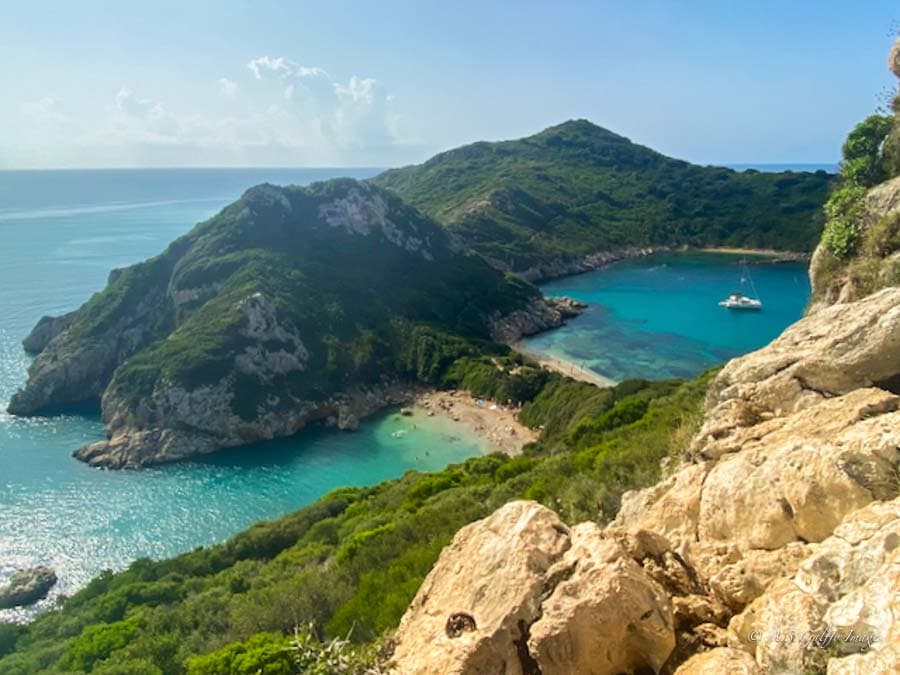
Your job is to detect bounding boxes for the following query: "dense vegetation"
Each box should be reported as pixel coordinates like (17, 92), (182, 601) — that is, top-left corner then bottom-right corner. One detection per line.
(813, 108), (900, 302)
(0, 362), (713, 674)
(374, 120), (833, 273)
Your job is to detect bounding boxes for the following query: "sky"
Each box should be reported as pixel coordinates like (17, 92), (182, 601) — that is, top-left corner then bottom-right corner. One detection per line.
(1, 0), (897, 169)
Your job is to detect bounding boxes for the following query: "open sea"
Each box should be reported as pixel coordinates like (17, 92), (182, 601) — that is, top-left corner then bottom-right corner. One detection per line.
(1, 167), (814, 620)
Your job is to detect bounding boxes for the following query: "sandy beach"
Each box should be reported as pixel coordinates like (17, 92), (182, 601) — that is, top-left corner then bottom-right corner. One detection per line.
(512, 341), (616, 388)
(698, 246), (809, 261)
(412, 389), (538, 456)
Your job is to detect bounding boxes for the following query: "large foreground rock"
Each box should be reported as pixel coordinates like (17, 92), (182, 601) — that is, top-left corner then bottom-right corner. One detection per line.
(0, 566), (57, 608)
(388, 502), (728, 674)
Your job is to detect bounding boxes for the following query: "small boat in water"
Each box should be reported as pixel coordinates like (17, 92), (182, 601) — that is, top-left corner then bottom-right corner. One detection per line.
(719, 260), (762, 310)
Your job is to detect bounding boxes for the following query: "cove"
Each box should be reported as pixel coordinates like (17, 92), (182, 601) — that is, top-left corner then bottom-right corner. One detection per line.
(522, 252), (811, 382)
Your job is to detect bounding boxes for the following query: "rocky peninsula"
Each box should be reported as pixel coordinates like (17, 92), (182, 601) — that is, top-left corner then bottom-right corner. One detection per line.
(7, 180), (572, 468)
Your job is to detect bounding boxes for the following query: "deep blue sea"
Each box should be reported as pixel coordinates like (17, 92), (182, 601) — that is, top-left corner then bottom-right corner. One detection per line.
(523, 252), (810, 381)
(0, 168), (487, 621)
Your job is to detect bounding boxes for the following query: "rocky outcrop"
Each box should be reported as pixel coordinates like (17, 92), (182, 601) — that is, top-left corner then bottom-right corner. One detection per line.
(488, 296), (586, 343)
(7, 254), (175, 416)
(391, 282), (900, 673)
(519, 247), (662, 283)
(74, 379), (416, 469)
(387, 502), (727, 675)
(0, 566), (57, 609)
(809, 38), (900, 312)
(21, 311), (76, 354)
(694, 286), (900, 458)
(809, 176), (900, 311)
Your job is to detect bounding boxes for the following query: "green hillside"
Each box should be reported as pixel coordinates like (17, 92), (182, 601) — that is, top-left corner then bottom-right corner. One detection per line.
(374, 120), (832, 274)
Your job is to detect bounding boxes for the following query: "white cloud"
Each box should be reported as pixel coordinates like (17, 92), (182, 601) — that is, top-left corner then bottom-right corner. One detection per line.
(115, 88), (152, 116)
(334, 76), (377, 104)
(296, 65), (328, 78)
(218, 77), (238, 97)
(21, 96), (67, 122)
(247, 55), (293, 79)
(247, 55), (328, 81)
(5, 56), (415, 167)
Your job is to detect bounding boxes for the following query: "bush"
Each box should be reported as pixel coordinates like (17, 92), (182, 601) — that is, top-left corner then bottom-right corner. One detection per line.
(186, 632), (294, 675)
(60, 619), (140, 672)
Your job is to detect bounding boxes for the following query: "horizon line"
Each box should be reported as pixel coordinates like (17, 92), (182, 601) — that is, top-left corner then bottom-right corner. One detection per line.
(0, 161), (839, 173)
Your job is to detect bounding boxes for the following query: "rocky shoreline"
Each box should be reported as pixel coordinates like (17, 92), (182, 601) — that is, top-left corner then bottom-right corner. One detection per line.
(519, 246), (663, 283)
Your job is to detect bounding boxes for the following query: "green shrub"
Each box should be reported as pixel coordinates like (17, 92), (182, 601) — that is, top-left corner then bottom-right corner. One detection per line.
(186, 632), (294, 675)
(60, 619), (140, 672)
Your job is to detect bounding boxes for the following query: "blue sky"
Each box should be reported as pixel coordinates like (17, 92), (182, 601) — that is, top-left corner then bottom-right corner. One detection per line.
(2, 0), (896, 168)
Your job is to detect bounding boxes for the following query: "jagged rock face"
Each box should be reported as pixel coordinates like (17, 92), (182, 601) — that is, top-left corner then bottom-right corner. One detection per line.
(8, 179), (542, 467)
(613, 288), (900, 671)
(318, 184), (438, 260)
(20, 311), (76, 354)
(388, 502), (729, 674)
(694, 287), (900, 457)
(388, 501), (572, 675)
(488, 296), (586, 343)
(527, 523), (677, 675)
(725, 499), (900, 674)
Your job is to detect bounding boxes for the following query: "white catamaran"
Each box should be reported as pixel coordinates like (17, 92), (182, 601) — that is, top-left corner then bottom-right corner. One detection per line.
(718, 260), (763, 310)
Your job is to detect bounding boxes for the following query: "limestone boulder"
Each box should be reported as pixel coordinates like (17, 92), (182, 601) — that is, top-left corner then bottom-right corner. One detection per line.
(674, 647), (761, 674)
(697, 389), (899, 551)
(727, 498), (900, 674)
(388, 503), (702, 675)
(387, 501), (571, 675)
(527, 523), (676, 675)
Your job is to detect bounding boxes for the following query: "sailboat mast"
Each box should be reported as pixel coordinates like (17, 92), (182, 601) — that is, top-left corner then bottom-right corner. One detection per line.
(743, 260), (760, 300)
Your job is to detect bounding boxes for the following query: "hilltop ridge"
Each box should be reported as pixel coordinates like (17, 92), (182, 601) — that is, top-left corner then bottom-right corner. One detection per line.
(374, 119), (832, 278)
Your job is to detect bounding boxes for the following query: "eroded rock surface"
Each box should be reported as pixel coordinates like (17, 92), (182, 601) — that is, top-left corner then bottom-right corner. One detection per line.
(391, 282), (900, 673)
(388, 503), (729, 674)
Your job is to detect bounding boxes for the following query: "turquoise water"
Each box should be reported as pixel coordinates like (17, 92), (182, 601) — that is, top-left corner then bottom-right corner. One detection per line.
(0, 169), (485, 620)
(524, 253), (810, 382)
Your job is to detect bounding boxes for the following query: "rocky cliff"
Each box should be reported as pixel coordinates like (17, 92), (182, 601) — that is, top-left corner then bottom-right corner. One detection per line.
(7, 179), (567, 468)
(387, 283), (900, 675)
